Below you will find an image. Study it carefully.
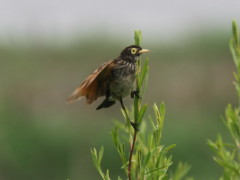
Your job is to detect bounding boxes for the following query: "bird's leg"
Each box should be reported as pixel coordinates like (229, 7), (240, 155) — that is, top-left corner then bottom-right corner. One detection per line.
(96, 84), (116, 110)
(119, 98), (139, 131)
(131, 90), (141, 99)
(119, 98), (129, 120)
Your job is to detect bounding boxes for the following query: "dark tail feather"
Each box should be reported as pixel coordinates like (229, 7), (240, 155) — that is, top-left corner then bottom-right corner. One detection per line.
(96, 99), (116, 110)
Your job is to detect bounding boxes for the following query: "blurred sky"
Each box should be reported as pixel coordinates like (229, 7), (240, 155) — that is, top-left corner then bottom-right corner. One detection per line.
(1, 0), (240, 41)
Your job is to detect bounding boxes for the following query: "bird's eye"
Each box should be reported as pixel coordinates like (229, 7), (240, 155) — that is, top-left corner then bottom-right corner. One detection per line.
(131, 48), (137, 54)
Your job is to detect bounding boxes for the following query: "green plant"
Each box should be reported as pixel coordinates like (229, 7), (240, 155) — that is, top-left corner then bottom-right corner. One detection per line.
(208, 20), (240, 179)
(91, 31), (191, 180)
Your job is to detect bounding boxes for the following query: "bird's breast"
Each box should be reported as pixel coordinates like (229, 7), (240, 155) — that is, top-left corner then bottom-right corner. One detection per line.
(109, 61), (136, 100)
(109, 73), (135, 100)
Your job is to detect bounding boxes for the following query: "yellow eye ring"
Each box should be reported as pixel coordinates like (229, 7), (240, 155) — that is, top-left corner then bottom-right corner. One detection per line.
(131, 48), (137, 54)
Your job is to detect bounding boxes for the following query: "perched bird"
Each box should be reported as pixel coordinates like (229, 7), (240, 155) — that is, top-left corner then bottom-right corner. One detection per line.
(66, 45), (149, 112)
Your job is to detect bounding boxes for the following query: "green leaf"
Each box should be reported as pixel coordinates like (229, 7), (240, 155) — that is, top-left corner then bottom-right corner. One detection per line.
(134, 30), (142, 46)
(159, 102), (166, 134)
(214, 158), (240, 176)
(207, 139), (219, 154)
(105, 169), (111, 180)
(172, 162), (191, 180)
(149, 115), (155, 129)
(164, 144), (176, 152)
(90, 148), (98, 167)
(153, 103), (160, 123)
(90, 147), (108, 180)
(138, 104), (148, 124)
(232, 20), (239, 46)
(99, 146), (104, 164)
(143, 151), (151, 167)
(147, 133), (154, 150)
(139, 58), (149, 88)
(230, 20), (240, 74)
(230, 39), (240, 71)
(145, 166), (166, 175)
(160, 102), (166, 121)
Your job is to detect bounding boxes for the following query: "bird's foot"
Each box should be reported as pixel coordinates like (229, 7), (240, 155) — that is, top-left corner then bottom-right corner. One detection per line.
(130, 122), (140, 131)
(131, 90), (141, 99)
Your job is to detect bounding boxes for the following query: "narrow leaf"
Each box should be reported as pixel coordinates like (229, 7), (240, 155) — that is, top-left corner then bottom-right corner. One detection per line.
(138, 104), (148, 124)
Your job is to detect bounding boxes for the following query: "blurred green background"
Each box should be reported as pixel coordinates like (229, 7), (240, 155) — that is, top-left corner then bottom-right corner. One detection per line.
(0, 32), (237, 179)
(1, 0), (240, 179)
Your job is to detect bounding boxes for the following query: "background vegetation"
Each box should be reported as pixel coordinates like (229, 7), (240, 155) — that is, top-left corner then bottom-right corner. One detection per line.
(0, 27), (237, 179)
(208, 20), (240, 180)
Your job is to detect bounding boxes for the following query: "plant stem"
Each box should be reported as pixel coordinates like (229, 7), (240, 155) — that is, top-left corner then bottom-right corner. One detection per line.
(128, 130), (138, 180)
(127, 30), (142, 180)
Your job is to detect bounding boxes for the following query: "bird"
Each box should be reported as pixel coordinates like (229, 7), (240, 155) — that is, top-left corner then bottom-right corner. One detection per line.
(66, 45), (149, 118)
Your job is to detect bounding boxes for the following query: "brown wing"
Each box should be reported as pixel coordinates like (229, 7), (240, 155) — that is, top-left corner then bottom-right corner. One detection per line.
(66, 60), (115, 104)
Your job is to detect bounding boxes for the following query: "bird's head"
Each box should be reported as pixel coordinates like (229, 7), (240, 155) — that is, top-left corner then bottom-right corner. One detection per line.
(119, 45), (149, 62)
